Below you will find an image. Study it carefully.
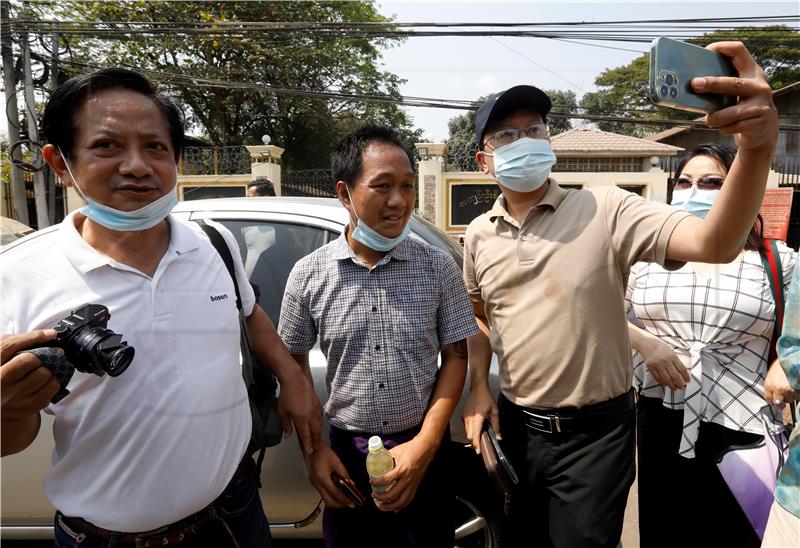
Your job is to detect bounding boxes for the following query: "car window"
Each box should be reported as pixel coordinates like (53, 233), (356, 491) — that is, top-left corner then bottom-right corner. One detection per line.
(409, 216), (464, 268)
(217, 220), (327, 325)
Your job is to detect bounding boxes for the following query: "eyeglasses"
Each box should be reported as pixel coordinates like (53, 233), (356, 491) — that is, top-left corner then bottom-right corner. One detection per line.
(672, 175), (725, 190)
(485, 124), (549, 148)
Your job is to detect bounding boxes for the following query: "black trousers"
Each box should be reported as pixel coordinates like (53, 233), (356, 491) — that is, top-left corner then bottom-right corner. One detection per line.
(322, 425), (454, 548)
(637, 395), (763, 548)
(498, 392), (636, 548)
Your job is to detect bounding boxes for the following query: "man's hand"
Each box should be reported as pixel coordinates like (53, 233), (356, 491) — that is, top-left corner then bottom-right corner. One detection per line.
(638, 336), (690, 391)
(302, 442), (356, 509)
(276, 368), (323, 454)
(245, 306), (323, 454)
(371, 436), (436, 513)
(1, 330), (60, 456)
(462, 383), (499, 454)
(693, 41), (778, 152)
(764, 359), (797, 407)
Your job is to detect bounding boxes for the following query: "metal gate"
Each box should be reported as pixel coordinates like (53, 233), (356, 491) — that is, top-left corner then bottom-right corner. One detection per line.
(282, 169), (336, 198)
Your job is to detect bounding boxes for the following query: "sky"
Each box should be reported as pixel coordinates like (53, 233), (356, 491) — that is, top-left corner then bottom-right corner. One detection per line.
(374, 0), (798, 141)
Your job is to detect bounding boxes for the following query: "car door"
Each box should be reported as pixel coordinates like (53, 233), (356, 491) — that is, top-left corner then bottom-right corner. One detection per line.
(190, 211), (340, 536)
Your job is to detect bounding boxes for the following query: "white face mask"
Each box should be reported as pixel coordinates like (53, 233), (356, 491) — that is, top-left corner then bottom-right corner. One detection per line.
(344, 186), (411, 252)
(483, 138), (557, 192)
(59, 147), (177, 231)
(671, 187), (720, 219)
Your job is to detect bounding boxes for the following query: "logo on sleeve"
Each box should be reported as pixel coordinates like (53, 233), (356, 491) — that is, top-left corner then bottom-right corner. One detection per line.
(210, 294), (229, 302)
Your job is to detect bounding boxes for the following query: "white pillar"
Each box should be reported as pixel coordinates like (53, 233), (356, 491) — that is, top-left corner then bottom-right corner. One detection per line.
(415, 143), (447, 226)
(245, 145), (285, 195)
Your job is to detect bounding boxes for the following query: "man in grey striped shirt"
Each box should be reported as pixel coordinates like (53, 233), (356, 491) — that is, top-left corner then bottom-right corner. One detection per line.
(278, 125), (478, 547)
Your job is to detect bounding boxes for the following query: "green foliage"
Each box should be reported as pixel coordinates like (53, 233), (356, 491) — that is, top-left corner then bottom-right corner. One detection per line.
(546, 89), (578, 135)
(43, 0), (416, 169)
(690, 26), (800, 89)
(579, 25), (800, 137)
(579, 54), (694, 137)
(445, 95), (485, 172)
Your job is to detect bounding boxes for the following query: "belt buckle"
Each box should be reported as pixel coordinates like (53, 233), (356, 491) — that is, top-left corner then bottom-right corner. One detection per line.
(523, 410), (561, 433)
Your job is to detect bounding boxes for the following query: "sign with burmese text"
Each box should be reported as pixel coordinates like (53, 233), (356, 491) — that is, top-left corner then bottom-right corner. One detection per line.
(760, 188), (794, 241)
(450, 183), (500, 228)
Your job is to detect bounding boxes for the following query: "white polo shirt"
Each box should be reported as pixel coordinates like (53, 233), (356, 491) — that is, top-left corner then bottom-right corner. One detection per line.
(0, 212), (254, 532)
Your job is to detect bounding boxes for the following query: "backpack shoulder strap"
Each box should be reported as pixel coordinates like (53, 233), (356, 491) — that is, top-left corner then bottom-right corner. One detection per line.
(195, 219), (242, 311)
(759, 239), (784, 363)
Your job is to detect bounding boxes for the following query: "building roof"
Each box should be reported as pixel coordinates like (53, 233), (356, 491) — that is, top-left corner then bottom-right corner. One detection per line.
(774, 80), (800, 98)
(550, 127), (683, 156)
(644, 123), (700, 142)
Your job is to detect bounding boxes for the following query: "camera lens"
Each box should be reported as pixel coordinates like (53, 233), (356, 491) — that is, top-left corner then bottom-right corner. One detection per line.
(107, 345), (135, 376)
(669, 86), (679, 99)
(660, 85), (669, 97)
(71, 327), (134, 377)
(665, 73), (674, 86)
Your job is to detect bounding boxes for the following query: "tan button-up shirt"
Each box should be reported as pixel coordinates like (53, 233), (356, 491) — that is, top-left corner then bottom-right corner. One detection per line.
(464, 180), (690, 408)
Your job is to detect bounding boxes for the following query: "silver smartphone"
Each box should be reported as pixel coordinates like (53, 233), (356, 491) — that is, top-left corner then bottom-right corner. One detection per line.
(649, 37), (737, 113)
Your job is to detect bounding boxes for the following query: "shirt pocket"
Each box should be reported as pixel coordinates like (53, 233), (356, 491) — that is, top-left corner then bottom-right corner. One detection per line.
(389, 285), (439, 391)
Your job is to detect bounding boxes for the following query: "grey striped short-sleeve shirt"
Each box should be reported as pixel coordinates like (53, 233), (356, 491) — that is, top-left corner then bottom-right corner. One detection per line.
(278, 234), (478, 434)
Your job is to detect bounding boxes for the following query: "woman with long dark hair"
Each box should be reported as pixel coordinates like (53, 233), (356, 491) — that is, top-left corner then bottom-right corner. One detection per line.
(626, 143), (797, 547)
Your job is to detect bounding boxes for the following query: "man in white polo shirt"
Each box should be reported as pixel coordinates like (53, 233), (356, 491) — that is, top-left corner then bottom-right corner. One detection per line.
(0, 68), (322, 547)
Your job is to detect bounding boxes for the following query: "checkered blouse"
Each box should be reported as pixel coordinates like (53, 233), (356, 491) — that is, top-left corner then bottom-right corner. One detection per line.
(278, 233), (478, 434)
(626, 243), (796, 458)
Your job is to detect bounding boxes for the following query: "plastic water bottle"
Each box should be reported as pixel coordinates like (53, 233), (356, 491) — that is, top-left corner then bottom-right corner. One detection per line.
(366, 435), (395, 499)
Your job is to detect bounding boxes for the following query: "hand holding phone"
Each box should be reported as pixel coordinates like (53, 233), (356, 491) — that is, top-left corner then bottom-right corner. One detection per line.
(650, 39), (777, 152)
(332, 472), (366, 507)
(649, 37), (737, 113)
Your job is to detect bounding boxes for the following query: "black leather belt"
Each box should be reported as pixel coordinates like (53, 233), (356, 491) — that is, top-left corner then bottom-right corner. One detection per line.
(58, 454), (252, 546)
(518, 389), (635, 435)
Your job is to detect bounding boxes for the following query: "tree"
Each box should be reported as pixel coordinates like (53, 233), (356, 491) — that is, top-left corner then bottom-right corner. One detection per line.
(445, 100), (482, 172)
(444, 88), (575, 171)
(580, 25), (800, 137)
(546, 89), (578, 135)
(690, 26), (800, 89)
(34, 1), (417, 169)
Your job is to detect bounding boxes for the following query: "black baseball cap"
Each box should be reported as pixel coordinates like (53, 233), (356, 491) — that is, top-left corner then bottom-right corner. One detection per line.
(475, 85), (552, 149)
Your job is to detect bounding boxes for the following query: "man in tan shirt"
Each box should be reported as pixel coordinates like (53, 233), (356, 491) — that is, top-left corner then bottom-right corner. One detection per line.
(461, 42), (778, 548)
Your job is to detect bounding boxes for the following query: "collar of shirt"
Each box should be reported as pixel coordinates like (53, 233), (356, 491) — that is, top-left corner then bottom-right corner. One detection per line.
(488, 178), (569, 228)
(330, 227), (414, 267)
(58, 211), (200, 275)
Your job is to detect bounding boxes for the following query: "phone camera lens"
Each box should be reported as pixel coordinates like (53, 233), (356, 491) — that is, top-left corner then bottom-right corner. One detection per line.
(669, 86), (679, 99)
(665, 73), (675, 86)
(660, 85), (669, 97)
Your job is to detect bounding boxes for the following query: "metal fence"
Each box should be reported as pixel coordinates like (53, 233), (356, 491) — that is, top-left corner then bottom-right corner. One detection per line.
(445, 140), (479, 172)
(180, 146), (251, 176)
(775, 156), (800, 187)
(282, 169), (336, 197)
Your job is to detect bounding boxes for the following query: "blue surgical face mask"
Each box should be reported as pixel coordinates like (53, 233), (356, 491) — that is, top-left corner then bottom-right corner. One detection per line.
(59, 147), (178, 232)
(484, 137), (557, 193)
(344, 186), (411, 252)
(671, 187), (720, 218)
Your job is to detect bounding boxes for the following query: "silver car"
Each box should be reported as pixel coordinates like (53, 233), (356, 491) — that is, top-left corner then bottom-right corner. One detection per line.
(1, 197), (503, 547)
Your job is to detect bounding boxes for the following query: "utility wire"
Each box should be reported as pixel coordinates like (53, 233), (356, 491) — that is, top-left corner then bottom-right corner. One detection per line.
(7, 15), (797, 29)
(53, 58), (800, 132)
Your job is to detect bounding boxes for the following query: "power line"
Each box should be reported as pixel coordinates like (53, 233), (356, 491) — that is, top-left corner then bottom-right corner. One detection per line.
(6, 15), (798, 43)
(54, 58), (800, 132)
(7, 15), (798, 29)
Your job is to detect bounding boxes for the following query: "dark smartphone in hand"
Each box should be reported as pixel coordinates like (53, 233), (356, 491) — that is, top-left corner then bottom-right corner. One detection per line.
(332, 472), (365, 506)
(649, 37), (737, 113)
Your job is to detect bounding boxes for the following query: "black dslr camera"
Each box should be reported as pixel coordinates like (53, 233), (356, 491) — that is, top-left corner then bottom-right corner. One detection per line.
(50, 304), (134, 377)
(28, 304), (135, 403)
